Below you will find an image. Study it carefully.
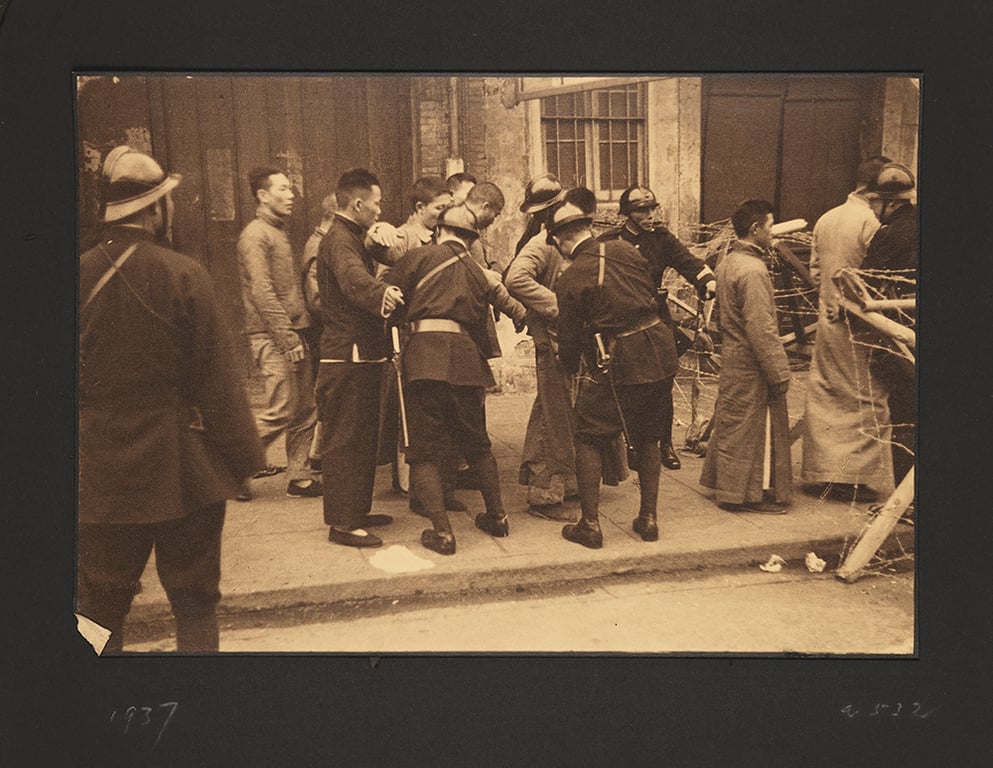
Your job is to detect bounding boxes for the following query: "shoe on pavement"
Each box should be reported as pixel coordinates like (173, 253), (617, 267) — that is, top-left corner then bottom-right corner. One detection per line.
(632, 516), (659, 541)
(421, 529), (456, 555)
(562, 520), (603, 549)
(526, 503), (578, 522)
(328, 527), (382, 548)
(287, 479), (323, 497)
(474, 512), (509, 537)
(661, 443), (682, 470)
(254, 464), (286, 478)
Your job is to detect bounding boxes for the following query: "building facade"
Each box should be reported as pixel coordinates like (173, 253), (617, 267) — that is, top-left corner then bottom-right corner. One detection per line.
(77, 73), (919, 361)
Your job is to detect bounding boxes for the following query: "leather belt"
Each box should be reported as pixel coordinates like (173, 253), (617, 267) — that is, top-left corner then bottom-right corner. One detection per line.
(616, 316), (662, 338)
(409, 318), (466, 334)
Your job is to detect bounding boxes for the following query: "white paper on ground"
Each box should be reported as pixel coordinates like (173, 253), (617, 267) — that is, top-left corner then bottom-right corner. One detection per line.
(369, 545), (436, 573)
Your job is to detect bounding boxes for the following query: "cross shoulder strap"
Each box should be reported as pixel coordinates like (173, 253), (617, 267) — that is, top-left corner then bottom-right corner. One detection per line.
(82, 243), (140, 310)
(413, 247), (467, 293)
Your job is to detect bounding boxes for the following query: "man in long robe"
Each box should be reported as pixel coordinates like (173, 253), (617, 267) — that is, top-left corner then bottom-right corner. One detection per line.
(700, 199), (792, 513)
(801, 157), (894, 499)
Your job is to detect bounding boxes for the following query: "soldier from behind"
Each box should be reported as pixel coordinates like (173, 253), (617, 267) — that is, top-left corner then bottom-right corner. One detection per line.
(598, 184), (717, 471)
(384, 200), (525, 555)
(79, 146), (264, 653)
(860, 163), (918, 492)
(551, 193), (676, 548)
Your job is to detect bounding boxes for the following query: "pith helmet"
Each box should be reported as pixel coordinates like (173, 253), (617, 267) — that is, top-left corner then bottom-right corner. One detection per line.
(865, 163), (916, 200)
(520, 173), (565, 214)
(618, 185), (659, 216)
(100, 146), (181, 222)
(437, 203), (481, 237)
(546, 200), (593, 237)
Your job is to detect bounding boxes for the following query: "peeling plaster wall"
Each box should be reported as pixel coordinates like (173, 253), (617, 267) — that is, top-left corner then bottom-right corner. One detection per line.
(882, 77), (921, 181)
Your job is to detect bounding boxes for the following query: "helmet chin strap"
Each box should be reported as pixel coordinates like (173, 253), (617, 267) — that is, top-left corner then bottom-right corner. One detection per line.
(156, 198), (174, 245)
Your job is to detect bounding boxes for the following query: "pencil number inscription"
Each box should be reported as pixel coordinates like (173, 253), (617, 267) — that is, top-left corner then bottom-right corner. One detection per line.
(839, 702), (939, 720)
(108, 701), (178, 749)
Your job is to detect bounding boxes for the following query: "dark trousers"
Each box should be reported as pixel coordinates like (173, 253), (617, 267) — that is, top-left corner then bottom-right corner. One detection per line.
(77, 503), (225, 653)
(871, 349), (916, 486)
(315, 361), (385, 528)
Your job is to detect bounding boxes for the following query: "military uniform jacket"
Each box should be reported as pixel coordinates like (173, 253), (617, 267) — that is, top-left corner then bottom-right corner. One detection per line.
(317, 214), (391, 361)
(861, 204), (917, 300)
(599, 223), (715, 321)
(384, 240), (497, 388)
(554, 236), (676, 385)
(79, 227), (264, 524)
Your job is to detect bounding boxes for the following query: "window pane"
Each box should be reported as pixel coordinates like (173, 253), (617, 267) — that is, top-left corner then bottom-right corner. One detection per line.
(558, 119), (575, 140)
(610, 90), (626, 115)
(559, 143), (577, 187)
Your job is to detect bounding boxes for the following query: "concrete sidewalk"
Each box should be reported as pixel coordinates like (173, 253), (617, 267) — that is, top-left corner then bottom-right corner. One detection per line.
(127, 375), (913, 632)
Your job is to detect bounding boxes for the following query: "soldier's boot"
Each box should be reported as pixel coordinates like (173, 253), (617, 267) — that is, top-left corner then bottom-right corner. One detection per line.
(471, 451), (509, 537)
(411, 462), (456, 555)
(633, 438), (661, 542)
(563, 441), (603, 549)
(441, 453), (468, 511)
(410, 454), (467, 515)
(175, 610), (220, 653)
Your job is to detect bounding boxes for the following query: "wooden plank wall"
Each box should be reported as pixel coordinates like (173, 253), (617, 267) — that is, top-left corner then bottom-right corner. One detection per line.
(77, 74), (414, 352)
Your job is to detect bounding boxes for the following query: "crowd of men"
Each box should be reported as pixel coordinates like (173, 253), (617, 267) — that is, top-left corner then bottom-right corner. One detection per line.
(78, 145), (917, 652)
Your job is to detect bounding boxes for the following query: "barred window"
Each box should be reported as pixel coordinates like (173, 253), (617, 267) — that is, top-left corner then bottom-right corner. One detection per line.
(541, 84), (646, 202)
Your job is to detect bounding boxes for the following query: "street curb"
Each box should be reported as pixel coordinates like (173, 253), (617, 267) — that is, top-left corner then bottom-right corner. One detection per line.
(127, 530), (910, 631)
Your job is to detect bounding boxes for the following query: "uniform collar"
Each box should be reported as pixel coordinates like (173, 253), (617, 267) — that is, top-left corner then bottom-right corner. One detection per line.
(404, 215), (435, 245)
(333, 213), (366, 235)
(569, 234), (597, 258)
(734, 239), (768, 259)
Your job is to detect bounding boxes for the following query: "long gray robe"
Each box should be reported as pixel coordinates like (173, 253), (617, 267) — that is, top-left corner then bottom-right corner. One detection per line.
(700, 241), (792, 505)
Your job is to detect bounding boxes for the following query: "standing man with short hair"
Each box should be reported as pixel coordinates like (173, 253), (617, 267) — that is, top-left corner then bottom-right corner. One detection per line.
(700, 199), (792, 514)
(317, 168), (405, 548)
(79, 146), (264, 653)
(446, 171), (477, 205)
(237, 166), (321, 498)
(598, 185), (717, 471)
(551, 193), (675, 548)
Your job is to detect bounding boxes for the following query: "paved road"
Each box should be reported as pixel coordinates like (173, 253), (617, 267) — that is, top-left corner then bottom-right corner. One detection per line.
(129, 568), (914, 655)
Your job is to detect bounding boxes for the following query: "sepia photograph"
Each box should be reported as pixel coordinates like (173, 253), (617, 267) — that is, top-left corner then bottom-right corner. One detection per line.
(75, 72), (919, 656)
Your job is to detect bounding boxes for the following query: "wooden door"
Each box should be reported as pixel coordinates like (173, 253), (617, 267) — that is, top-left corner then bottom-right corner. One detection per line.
(701, 75), (883, 228)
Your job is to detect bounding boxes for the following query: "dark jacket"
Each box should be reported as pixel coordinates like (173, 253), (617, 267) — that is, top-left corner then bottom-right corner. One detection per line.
(79, 227), (264, 524)
(861, 204), (917, 299)
(317, 214), (391, 361)
(599, 222), (715, 319)
(384, 240), (498, 388)
(554, 236), (676, 385)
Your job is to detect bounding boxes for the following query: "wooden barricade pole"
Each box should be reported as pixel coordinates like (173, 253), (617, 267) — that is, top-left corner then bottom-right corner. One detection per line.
(836, 466), (914, 583)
